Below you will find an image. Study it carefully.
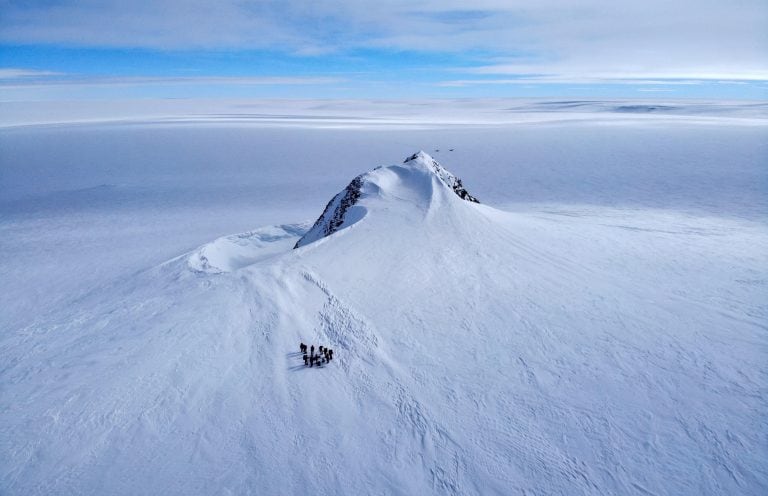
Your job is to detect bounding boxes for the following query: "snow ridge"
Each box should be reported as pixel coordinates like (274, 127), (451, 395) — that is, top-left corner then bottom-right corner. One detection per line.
(404, 151), (479, 204)
(293, 174), (364, 249)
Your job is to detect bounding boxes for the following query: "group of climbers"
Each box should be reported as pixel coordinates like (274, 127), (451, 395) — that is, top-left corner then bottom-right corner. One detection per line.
(300, 342), (334, 367)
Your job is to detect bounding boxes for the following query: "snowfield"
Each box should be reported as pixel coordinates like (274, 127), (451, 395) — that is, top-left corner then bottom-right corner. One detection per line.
(1, 102), (767, 495)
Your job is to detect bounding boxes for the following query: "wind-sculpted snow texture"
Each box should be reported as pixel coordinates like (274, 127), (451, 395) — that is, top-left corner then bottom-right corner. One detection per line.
(1, 149), (767, 495)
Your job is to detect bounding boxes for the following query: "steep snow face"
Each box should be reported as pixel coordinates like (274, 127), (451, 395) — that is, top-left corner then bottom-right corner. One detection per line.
(294, 151), (478, 248)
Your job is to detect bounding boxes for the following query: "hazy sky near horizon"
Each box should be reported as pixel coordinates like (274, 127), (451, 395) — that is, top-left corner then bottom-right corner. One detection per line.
(1, 0), (767, 100)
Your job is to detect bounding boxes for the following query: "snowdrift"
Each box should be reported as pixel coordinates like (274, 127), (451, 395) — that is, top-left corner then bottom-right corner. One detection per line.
(188, 223), (309, 273)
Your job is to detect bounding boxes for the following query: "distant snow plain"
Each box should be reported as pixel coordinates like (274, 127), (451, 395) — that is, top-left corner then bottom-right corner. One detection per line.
(1, 99), (766, 495)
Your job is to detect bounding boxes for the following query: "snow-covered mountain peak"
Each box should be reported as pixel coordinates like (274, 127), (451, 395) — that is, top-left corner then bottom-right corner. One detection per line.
(402, 150), (433, 165)
(403, 151), (479, 203)
(294, 152), (479, 249)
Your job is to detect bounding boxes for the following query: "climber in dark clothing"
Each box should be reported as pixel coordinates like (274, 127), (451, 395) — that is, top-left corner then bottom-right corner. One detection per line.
(300, 342), (306, 353)
(310, 345), (315, 356)
(303, 353), (308, 366)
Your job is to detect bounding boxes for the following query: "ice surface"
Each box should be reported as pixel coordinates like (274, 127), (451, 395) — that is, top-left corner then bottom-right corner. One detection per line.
(1, 102), (767, 495)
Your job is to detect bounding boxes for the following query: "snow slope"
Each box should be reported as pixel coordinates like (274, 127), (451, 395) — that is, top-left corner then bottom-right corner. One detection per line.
(1, 152), (766, 495)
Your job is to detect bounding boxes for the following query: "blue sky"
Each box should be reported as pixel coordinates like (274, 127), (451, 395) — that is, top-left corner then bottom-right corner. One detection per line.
(1, 0), (766, 100)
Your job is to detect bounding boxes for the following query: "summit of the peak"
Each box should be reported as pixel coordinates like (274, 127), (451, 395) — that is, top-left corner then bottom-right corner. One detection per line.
(293, 152), (480, 249)
(403, 151), (433, 164)
(402, 151), (480, 204)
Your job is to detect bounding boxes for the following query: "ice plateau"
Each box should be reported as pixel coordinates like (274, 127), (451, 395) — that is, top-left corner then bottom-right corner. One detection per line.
(1, 152), (766, 496)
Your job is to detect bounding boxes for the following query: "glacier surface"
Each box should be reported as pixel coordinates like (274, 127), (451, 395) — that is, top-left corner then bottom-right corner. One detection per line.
(1, 103), (767, 495)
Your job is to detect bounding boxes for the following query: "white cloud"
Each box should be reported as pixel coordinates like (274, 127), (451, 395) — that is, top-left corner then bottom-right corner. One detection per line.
(457, 67), (768, 83)
(0, 68), (63, 79)
(437, 77), (708, 87)
(0, 1), (766, 82)
(0, 74), (343, 88)
(637, 88), (675, 93)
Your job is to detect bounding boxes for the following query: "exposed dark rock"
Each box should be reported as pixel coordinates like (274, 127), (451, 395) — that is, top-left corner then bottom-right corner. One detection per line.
(293, 175), (363, 249)
(404, 152), (479, 204)
(451, 177), (479, 203)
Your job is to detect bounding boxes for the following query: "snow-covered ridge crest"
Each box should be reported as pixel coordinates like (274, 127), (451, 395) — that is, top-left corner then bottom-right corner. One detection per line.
(292, 174), (365, 249)
(403, 151), (479, 204)
(294, 151), (479, 249)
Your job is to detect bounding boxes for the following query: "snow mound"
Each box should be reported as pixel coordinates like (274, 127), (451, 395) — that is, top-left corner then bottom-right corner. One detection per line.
(188, 223), (309, 273)
(294, 151), (478, 248)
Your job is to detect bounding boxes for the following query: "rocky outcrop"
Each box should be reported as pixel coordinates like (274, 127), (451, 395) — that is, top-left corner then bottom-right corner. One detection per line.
(293, 175), (363, 249)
